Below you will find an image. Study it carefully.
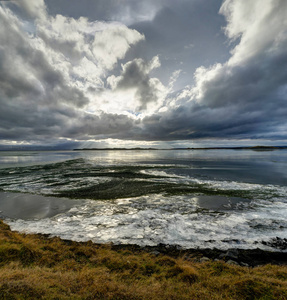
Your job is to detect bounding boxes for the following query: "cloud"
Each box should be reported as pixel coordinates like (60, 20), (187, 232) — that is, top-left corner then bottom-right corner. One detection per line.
(136, 0), (287, 141)
(195, 0), (287, 110)
(91, 25), (144, 71)
(37, 13), (144, 71)
(129, 0), (229, 88)
(0, 5), (89, 108)
(63, 111), (136, 140)
(107, 56), (167, 111)
(14, 0), (47, 19)
(0, 2), (144, 144)
(1, 0), (287, 147)
(45, 0), (164, 25)
(36, 13), (144, 91)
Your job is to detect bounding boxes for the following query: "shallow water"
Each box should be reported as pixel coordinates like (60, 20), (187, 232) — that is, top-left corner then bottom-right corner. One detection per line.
(0, 149), (286, 250)
(0, 192), (81, 220)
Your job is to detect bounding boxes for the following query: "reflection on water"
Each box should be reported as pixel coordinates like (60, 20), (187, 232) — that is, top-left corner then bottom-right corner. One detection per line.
(0, 149), (287, 250)
(1, 149), (287, 186)
(192, 195), (251, 210)
(0, 151), (79, 168)
(0, 192), (82, 220)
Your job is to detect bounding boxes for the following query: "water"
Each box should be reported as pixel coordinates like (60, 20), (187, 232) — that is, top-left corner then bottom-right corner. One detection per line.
(0, 149), (286, 250)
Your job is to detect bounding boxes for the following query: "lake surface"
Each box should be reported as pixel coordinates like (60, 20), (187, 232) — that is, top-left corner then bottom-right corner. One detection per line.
(0, 149), (286, 250)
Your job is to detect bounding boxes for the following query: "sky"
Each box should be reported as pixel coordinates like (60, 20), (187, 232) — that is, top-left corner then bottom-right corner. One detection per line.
(0, 0), (287, 149)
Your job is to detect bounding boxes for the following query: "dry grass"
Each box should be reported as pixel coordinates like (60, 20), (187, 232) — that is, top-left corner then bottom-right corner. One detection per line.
(0, 219), (287, 299)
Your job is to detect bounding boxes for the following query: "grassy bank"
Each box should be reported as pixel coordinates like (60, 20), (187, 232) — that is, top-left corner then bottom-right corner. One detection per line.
(0, 220), (287, 299)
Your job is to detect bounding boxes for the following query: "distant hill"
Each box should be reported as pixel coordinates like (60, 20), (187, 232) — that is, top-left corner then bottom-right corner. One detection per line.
(73, 146), (287, 151)
(73, 147), (159, 151)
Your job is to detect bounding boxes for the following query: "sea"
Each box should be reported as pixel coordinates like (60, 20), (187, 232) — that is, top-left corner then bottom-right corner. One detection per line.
(0, 149), (286, 251)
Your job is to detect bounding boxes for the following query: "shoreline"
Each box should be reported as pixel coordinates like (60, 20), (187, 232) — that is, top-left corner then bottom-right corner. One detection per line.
(1, 219), (287, 299)
(1, 219), (286, 267)
(73, 146), (287, 151)
(19, 230), (287, 267)
(108, 243), (287, 267)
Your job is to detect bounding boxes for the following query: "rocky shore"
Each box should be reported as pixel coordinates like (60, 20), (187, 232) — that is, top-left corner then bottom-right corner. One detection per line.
(4, 219), (287, 268)
(1, 220), (287, 299)
(107, 243), (287, 267)
(48, 236), (287, 267)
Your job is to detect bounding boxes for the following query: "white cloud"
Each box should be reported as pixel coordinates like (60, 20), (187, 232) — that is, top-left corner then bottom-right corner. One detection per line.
(91, 25), (144, 71)
(168, 69), (181, 90)
(178, 0), (287, 108)
(14, 0), (47, 19)
(35, 13), (145, 89)
(0, 2), (145, 103)
(0, 1), (146, 143)
(106, 56), (167, 113)
(220, 0), (287, 65)
(138, 0), (287, 141)
(1, 0), (287, 145)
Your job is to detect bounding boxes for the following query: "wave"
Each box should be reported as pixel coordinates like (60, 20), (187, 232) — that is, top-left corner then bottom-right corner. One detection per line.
(1, 157), (287, 251)
(5, 193), (287, 251)
(0, 159), (286, 202)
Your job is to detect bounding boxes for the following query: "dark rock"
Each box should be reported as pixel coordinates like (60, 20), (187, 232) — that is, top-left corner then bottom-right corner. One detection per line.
(150, 250), (160, 256)
(217, 249), (239, 262)
(101, 242), (287, 267)
(199, 257), (210, 263)
(226, 249), (239, 261)
(226, 259), (239, 266)
(262, 237), (287, 250)
(218, 253), (226, 260)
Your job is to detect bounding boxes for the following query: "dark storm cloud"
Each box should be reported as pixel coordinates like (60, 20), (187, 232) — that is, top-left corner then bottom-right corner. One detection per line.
(0, 1), (145, 146)
(135, 0), (287, 141)
(137, 67), (287, 141)
(1, 0), (287, 147)
(139, 98), (286, 141)
(0, 90), (136, 143)
(63, 111), (135, 140)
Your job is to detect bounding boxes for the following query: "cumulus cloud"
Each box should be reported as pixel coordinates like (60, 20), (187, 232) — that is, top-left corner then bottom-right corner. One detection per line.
(199, 0), (287, 109)
(37, 14), (144, 72)
(0, 1), (144, 144)
(138, 0), (287, 141)
(0, 4), (89, 110)
(107, 56), (167, 111)
(36, 14), (144, 93)
(1, 0), (287, 147)
(129, 0), (229, 88)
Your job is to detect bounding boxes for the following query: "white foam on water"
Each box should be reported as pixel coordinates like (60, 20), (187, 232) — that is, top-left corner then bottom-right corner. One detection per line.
(6, 193), (287, 251)
(1, 175), (112, 195)
(139, 169), (184, 178)
(138, 169), (287, 198)
(1, 158), (287, 250)
(1, 162), (286, 202)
